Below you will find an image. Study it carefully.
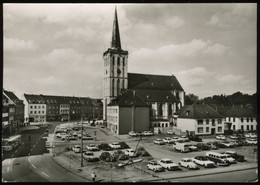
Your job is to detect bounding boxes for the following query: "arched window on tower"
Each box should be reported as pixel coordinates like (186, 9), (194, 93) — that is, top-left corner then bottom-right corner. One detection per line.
(123, 57), (125, 66)
(112, 56), (115, 65)
(117, 57), (120, 66)
(117, 79), (120, 95)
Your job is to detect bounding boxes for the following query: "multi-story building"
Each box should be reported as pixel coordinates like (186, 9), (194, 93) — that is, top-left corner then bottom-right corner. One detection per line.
(23, 94), (46, 122)
(103, 8), (185, 134)
(80, 97), (94, 120)
(3, 90), (25, 136)
(174, 103), (224, 136)
(44, 95), (60, 121)
(57, 96), (70, 121)
(91, 98), (103, 120)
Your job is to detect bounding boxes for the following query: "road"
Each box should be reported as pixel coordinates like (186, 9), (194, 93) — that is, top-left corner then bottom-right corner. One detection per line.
(2, 154), (90, 182)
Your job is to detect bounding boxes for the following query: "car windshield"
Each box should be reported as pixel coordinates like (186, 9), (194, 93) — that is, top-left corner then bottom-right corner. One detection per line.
(220, 156), (226, 159)
(85, 153), (93, 156)
(165, 160), (173, 164)
(186, 159), (192, 162)
(201, 157), (207, 161)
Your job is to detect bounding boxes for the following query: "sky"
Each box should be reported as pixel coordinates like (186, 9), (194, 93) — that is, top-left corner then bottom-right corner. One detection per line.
(3, 3), (257, 99)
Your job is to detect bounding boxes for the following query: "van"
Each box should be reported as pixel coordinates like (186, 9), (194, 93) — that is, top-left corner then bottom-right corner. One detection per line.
(205, 151), (230, 166)
(172, 142), (190, 153)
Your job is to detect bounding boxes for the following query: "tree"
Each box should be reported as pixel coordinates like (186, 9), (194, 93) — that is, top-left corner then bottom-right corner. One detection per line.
(185, 94), (199, 105)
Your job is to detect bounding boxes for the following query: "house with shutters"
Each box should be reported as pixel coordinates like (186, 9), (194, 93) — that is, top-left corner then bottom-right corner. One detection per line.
(103, 8), (185, 134)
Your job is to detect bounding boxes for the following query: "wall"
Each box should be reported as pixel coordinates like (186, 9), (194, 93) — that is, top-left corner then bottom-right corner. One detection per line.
(177, 118), (196, 133)
(225, 116), (257, 131)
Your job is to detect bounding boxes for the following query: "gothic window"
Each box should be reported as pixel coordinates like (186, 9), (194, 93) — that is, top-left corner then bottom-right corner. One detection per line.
(112, 56), (115, 65)
(123, 57), (125, 66)
(168, 104), (172, 116)
(112, 79), (114, 97)
(117, 79), (120, 95)
(122, 79), (124, 90)
(117, 57), (120, 66)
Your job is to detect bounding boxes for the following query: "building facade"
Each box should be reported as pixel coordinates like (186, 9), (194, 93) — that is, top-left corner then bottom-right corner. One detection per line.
(103, 8), (185, 134)
(175, 103), (225, 136)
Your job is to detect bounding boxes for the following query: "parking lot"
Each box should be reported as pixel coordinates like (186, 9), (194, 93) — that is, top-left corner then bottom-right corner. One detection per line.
(49, 122), (258, 182)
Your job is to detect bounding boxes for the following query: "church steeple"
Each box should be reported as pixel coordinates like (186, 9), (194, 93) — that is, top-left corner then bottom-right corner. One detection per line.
(111, 6), (121, 49)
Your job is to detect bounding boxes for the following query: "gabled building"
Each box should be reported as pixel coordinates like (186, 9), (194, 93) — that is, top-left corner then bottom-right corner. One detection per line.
(107, 90), (150, 134)
(174, 103), (224, 136)
(102, 8), (185, 135)
(3, 90), (25, 136)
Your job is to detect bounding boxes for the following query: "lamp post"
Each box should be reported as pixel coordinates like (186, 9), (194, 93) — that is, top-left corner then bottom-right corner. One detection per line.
(80, 116), (83, 167)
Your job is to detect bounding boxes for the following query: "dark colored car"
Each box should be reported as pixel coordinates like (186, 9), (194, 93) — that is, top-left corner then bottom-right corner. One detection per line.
(189, 135), (202, 142)
(206, 142), (218, 150)
(196, 143), (211, 150)
(98, 143), (113, 151)
(221, 151), (245, 162)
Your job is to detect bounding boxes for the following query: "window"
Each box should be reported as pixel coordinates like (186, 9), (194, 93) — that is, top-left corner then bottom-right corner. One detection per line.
(30, 111), (33, 114)
(197, 120), (203, 125)
(206, 119), (209, 125)
(123, 57), (125, 66)
(246, 125), (249, 130)
(247, 118), (249, 122)
(233, 125), (236, 130)
(39, 106), (40, 109)
(218, 119), (222, 124)
(38, 111), (40, 114)
(112, 56), (115, 65)
(34, 111), (37, 114)
(162, 123), (164, 127)
(206, 127), (209, 132)
(30, 106), (33, 109)
(165, 123), (168, 127)
(117, 57), (120, 66)
(35, 106), (37, 109)
(251, 118), (253, 122)
(212, 119), (215, 126)
(197, 127), (203, 133)
(154, 123), (157, 127)
(241, 118), (244, 123)
(233, 117), (235, 122)
(228, 117), (231, 122)
(42, 106), (44, 108)
(251, 125), (254, 130)
(217, 127), (222, 132)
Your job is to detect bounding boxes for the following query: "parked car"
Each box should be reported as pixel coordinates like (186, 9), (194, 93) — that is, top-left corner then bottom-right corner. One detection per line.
(67, 135), (77, 141)
(180, 136), (189, 142)
(196, 143), (211, 150)
(82, 135), (94, 140)
(56, 132), (67, 138)
(221, 151), (245, 162)
(142, 131), (154, 136)
(98, 143), (113, 151)
(229, 134), (238, 139)
(245, 133), (257, 138)
(189, 135), (202, 142)
(179, 158), (199, 170)
(166, 130), (175, 135)
(229, 140), (243, 147)
(173, 142), (190, 153)
(109, 142), (121, 149)
(245, 138), (257, 145)
(129, 131), (138, 137)
(188, 144), (199, 151)
(147, 160), (164, 172)
(153, 139), (166, 145)
(118, 154), (129, 160)
(219, 141), (235, 148)
(72, 145), (81, 153)
(221, 154), (236, 164)
(83, 152), (99, 162)
(205, 151), (230, 166)
(124, 149), (137, 157)
(216, 135), (226, 140)
(205, 142), (218, 150)
(171, 137), (181, 142)
(192, 156), (216, 168)
(157, 158), (179, 171)
(86, 144), (100, 151)
(163, 137), (175, 144)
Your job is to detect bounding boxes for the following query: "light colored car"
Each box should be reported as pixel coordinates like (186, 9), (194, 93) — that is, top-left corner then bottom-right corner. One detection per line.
(192, 156), (216, 168)
(180, 136), (189, 142)
(166, 130), (175, 135)
(86, 144), (99, 151)
(179, 158), (199, 170)
(153, 139), (165, 145)
(246, 138), (257, 145)
(109, 142), (121, 149)
(157, 158), (179, 171)
(245, 133), (257, 138)
(72, 145), (81, 153)
(129, 131), (138, 137)
(172, 137), (181, 142)
(216, 135), (226, 140)
(220, 141), (235, 148)
(83, 152), (98, 161)
(163, 137), (175, 144)
(229, 135), (238, 139)
(188, 144), (198, 151)
(147, 160), (164, 172)
(222, 154), (236, 164)
(142, 131), (154, 136)
(56, 132), (68, 138)
(124, 149), (137, 157)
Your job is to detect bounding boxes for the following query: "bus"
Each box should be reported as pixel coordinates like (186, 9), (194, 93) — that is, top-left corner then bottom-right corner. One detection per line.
(2, 135), (22, 152)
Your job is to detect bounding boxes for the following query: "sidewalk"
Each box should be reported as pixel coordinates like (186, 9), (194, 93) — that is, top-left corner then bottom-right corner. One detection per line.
(18, 126), (40, 133)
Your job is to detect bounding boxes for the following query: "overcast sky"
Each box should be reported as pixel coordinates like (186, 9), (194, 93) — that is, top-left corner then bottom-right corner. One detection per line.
(3, 3), (257, 99)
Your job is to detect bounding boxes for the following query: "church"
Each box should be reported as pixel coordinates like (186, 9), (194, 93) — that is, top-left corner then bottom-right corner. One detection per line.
(103, 8), (185, 135)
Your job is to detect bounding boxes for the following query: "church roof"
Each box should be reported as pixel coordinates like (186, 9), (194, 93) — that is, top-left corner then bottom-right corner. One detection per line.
(128, 73), (184, 91)
(223, 105), (256, 117)
(175, 103), (223, 119)
(108, 90), (149, 107)
(111, 7), (121, 49)
(133, 89), (179, 103)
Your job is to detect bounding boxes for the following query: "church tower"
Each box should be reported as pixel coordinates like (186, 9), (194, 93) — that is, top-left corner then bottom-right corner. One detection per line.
(103, 7), (128, 120)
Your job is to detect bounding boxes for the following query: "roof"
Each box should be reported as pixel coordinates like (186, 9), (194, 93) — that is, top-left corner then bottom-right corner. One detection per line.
(223, 105), (256, 117)
(133, 89), (179, 103)
(176, 103), (223, 119)
(4, 90), (23, 104)
(111, 7), (121, 49)
(128, 73), (184, 91)
(24, 94), (45, 104)
(108, 90), (149, 107)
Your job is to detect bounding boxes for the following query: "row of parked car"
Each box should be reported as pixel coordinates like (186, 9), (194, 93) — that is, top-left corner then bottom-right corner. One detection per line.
(55, 126), (95, 141)
(147, 150), (245, 172)
(128, 131), (154, 137)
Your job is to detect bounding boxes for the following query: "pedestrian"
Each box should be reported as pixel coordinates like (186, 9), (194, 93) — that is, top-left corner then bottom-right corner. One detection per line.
(91, 172), (96, 182)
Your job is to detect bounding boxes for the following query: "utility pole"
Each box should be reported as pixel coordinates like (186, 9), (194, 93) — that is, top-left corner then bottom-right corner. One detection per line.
(80, 116), (83, 167)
